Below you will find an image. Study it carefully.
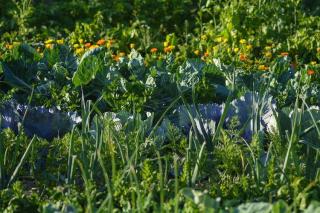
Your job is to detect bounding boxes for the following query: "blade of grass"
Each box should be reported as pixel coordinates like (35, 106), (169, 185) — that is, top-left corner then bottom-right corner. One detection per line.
(7, 136), (36, 187)
(67, 127), (75, 184)
(191, 142), (206, 185)
(281, 94), (302, 182)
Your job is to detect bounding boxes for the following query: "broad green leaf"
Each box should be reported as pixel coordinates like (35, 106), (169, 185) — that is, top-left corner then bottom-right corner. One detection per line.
(213, 83), (229, 99)
(72, 56), (102, 86)
(0, 62), (32, 91)
(233, 202), (272, 213)
(79, 47), (103, 64)
(305, 201), (320, 213)
(181, 188), (219, 210)
(272, 200), (290, 213)
(19, 44), (41, 61)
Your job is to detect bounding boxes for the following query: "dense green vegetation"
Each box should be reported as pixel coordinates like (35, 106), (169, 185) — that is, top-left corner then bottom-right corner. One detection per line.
(1, 0), (320, 212)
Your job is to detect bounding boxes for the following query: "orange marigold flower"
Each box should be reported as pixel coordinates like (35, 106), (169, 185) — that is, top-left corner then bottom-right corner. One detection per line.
(150, 48), (158, 53)
(281, 52), (289, 57)
(164, 45), (174, 53)
(97, 39), (106, 46)
(307, 69), (315, 76)
(239, 53), (247, 61)
(85, 43), (91, 48)
(204, 51), (209, 57)
(89, 45), (99, 50)
(112, 54), (120, 62)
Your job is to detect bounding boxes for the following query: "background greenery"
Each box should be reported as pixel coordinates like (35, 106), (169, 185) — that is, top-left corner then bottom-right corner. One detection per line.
(1, 0), (320, 212)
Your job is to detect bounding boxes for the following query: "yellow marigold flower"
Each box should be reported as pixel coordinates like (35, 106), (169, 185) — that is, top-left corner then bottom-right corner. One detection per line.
(56, 39), (64, 45)
(239, 39), (246, 44)
(246, 44), (252, 50)
(163, 41), (169, 47)
(75, 48), (84, 55)
(150, 48), (158, 53)
(214, 37), (222, 43)
(119, 52), (126, 57)
(89, 45), (99, 50)
(265, 52), (272, 58)
(97, 39), (106, 46)
(79, 39), (84, 44)
(106, 39), (115, 48)
(194, 50), (200, 56)
(201, 35), (207, 40)
(265, 46), (272, 51)
(258, 65), (268, 71)
(222, 37), (228, 43)
(311, 61), (317, 65)
(280, 52), (289, 57)
(5, 44), (13, 49)
(45, 39), (54, 44)
(212, 46), (219, 55)
(234, 47), (239, 53)
(45, 44), (53, 49)
(130, 43), (135, 49)
(73, 44), (80, 48)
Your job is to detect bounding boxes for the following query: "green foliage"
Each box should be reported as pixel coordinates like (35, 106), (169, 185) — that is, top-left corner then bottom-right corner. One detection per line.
(2, 0), (320, 212)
